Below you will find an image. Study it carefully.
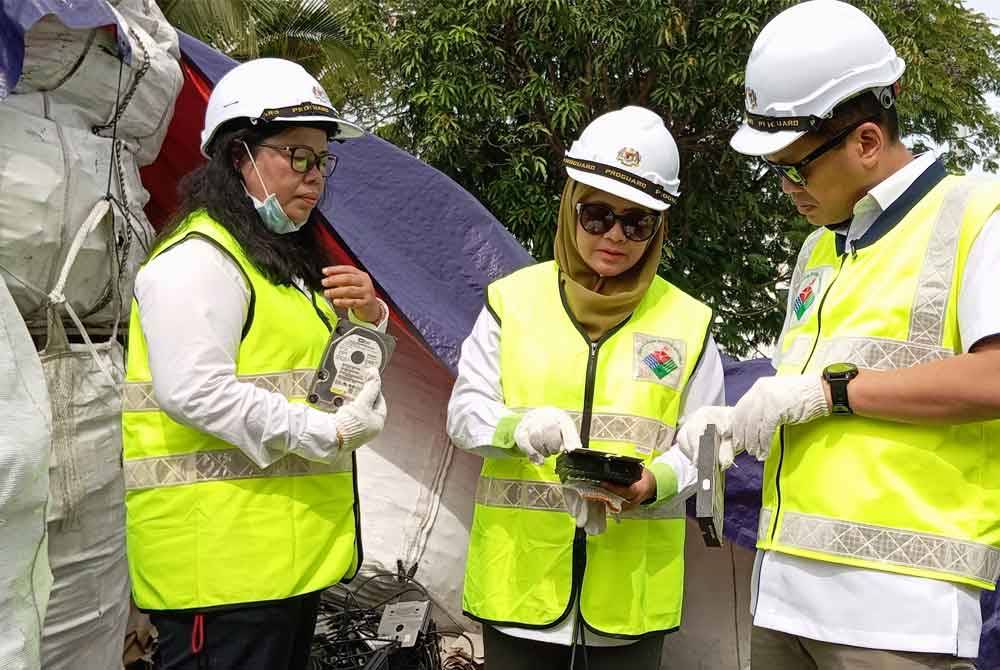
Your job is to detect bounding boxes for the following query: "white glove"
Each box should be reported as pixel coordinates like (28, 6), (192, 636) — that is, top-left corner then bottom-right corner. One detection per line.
(731, 375), (828, 461)
(675, 405), (737, 470)
(562, 480), (626, 536)
(513, 407), (581, 465)
(334, 373), (387, 453)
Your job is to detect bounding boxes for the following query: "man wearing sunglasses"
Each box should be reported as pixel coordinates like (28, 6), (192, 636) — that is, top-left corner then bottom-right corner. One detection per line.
(684, 1), (1000, 668)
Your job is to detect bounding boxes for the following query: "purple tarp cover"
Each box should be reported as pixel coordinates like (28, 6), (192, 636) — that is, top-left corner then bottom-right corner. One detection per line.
(2, 2), (996, 663)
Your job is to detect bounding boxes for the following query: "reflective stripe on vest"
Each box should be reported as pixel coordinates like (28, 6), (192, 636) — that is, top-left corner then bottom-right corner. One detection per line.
(508, 408), (676, 457)
(122, 370), (314, 412)
(476, 476), (688, 520)
(758, 508), (1000, 585)
(125, 449), (353, 491)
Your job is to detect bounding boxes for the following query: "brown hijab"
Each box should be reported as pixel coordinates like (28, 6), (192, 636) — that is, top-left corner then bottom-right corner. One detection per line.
(553, 179), (665, 341)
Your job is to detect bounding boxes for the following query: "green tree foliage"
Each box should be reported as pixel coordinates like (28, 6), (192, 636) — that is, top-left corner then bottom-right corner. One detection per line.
(160, 0), (365, 108)
(338, 0), (1000, 354)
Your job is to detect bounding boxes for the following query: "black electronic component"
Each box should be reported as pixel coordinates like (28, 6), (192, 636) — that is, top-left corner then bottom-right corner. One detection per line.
(555, 449), (643, 486)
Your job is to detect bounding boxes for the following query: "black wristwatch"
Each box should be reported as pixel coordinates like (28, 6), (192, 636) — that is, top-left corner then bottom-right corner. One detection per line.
(823, 362), (859, 415)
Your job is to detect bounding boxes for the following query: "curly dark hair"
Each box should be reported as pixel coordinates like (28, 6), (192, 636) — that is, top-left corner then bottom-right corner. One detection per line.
(153, 122), (331, 292)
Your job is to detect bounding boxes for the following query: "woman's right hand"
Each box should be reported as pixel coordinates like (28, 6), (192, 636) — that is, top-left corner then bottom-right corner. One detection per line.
(513, 407), (581, 465)
(334, 373), (387, 453)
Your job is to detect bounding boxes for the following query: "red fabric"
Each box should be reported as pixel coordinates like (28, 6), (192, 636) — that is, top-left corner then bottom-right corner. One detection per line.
(140, 59), (211, 231)
(190, 613), (204, 654)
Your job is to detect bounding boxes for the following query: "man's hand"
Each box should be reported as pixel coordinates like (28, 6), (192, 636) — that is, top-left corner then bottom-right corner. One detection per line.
(601, 468), (657, 512)
(513, 407), (581, 465)
(675, 406), (736, 470)
(322, 265), (382, 323)
(732, 375), (829, 460)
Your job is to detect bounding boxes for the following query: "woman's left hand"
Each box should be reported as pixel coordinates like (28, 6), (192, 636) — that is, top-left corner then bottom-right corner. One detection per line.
(322, 265), (382, 323)
(602, 468), (657, 512)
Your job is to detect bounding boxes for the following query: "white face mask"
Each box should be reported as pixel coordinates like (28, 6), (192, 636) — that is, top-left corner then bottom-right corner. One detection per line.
(242, 142), (309, 235)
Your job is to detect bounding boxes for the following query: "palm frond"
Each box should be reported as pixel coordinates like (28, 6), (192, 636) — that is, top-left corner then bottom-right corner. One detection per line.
(160, 0), (364, 83)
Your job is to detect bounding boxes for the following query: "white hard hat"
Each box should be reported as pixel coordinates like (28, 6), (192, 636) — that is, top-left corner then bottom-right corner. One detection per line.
(564, 106), (680, 211)
(730, 0), (905, 157)
(200, 58), (365, 156)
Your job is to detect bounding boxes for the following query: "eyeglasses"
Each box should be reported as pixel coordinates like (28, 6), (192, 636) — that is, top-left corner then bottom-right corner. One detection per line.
(763, 116), (878, 187)
(576, 202), (662, 242)
(258, 144), (337, 177)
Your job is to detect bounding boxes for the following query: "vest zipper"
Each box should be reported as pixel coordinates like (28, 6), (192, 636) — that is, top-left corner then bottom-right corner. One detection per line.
(556, 280), (630, 633)
(578, 327), (627, 446)
(771, 252), (848, 542)
(571, 334), (616, 635)
(799, 253), (848, 373)
(771, 428), (786, 542)
(580, 341), (599, 447)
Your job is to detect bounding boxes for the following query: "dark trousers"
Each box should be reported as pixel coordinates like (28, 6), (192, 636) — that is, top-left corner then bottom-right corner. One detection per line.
(751, 625), (978, 670)
(483, 625), (665, 670)
(150, 591), (322, 670)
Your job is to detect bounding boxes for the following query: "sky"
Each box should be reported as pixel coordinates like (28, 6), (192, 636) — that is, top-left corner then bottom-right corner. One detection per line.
(963, 0), (999, 175)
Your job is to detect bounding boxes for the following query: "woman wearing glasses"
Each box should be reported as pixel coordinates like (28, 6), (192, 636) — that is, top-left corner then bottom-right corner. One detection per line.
(122, 58), (388, 670)
(447, 106), (725, 669)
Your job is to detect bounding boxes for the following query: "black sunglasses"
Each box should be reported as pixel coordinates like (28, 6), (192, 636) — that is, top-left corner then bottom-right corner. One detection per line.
(763, 116), (878, 187)
(576, 202), (662, 242)
(258, 143), (337, 177)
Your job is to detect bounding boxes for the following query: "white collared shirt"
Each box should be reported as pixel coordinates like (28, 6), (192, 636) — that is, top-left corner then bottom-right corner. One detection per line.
(844, 152), (937, 246)
(752, 153), (1000, 657)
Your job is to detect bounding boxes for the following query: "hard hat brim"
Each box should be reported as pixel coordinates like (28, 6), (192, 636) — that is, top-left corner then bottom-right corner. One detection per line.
(329, 118), (365, 140)
(264, 114), (366, 141)
(566, 167), (672, 212)
(199, 116), (366, 157)
(730, 123), (805, 158)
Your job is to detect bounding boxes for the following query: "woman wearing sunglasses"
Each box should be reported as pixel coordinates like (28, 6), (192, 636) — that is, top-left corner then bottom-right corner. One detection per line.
(448, 106), (725, 669)
(121, 59), (390, 670)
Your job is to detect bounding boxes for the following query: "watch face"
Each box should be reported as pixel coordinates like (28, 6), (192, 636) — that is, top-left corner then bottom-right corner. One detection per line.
(826, 362), (856, 376)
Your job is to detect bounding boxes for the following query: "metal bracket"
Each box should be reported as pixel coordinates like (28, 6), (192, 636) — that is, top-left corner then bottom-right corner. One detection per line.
(695, 424), (725, 547)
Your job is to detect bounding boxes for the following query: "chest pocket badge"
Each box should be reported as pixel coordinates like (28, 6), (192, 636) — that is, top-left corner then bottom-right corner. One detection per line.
(789, 266), (832, 326)
(634, 333), (686, 390)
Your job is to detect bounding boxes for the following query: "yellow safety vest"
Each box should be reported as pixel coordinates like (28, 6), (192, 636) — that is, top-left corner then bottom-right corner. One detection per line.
(122, 211), (360, 611)
(764, 166), (1000, 590)
(463, 261), (713, 637)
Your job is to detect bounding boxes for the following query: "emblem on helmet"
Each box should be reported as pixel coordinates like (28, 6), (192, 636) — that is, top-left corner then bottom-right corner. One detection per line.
(746, 87), (758, 110)
(616, 147), (641, 167)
